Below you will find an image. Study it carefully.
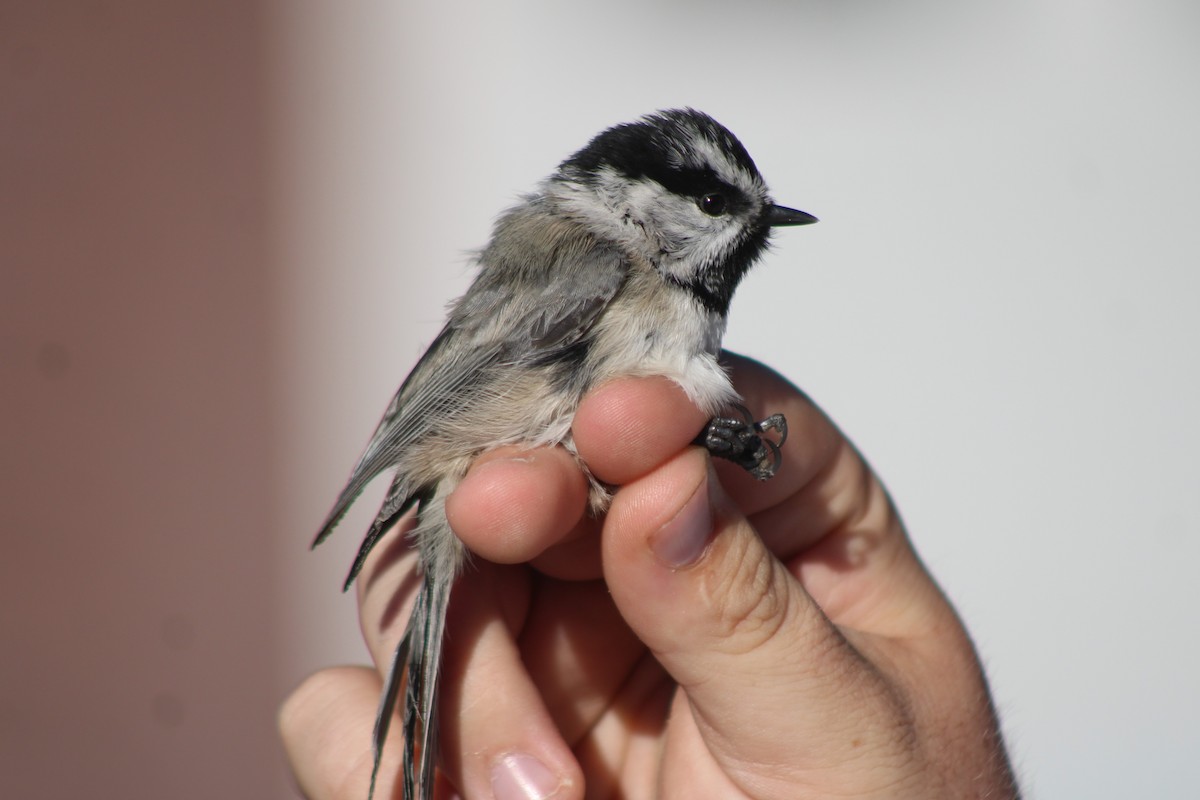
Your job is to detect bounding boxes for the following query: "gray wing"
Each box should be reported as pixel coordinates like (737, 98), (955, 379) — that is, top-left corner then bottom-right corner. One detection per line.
(309, 324), (493, 551)
(312, 215), (629, 579)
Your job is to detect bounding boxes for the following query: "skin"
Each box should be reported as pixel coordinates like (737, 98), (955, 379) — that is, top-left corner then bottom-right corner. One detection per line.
(279, 353), (1021, 800)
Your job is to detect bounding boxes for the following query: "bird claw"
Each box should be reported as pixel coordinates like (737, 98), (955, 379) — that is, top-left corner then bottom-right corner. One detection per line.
(696, 404), (788, 480)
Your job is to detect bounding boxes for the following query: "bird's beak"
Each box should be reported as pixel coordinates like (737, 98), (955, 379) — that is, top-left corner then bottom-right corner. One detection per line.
(765, 204), (818, 227)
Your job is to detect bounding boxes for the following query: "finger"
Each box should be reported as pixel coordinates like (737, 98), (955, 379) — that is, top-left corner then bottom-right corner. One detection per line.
(278, 666), (398, 800)
(601, 448), (912, 795)
(438, 563), (585, 800)
(526, 514), (603, 581)
(357, 537), (585, 800)
(573, 376), (709, 485)
(515, 578), (645, 746)
(445, 445), (589, 565)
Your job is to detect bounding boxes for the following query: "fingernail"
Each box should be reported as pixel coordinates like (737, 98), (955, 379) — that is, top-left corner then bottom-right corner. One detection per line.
(491, 752), (562, 800)
(651, 468), (714, 568)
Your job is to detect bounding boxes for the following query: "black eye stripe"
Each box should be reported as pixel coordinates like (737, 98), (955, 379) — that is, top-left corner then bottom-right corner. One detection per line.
(645, 165), (721, 198)
(635, 165), (749, 213)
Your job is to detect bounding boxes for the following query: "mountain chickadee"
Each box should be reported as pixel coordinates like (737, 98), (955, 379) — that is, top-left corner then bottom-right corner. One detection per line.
(312, 108), (817, 800)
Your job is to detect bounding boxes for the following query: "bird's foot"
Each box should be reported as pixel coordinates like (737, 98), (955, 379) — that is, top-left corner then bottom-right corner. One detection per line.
(696, 404), (788, 480)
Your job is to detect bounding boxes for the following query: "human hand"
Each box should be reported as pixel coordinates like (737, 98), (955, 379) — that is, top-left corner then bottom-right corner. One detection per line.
(280, 353), (1020, 799)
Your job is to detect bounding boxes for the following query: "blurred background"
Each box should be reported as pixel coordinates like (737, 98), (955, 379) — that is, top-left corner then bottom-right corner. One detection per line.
(3, 1), (1198, 797)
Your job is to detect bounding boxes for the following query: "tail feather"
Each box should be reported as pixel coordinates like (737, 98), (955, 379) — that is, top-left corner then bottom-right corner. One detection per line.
(341, 480), (426, 591)
(311, 468), (378, 550)
(312, 443), (412, 553)
(368, 627), (410, 800)
(368, 568), (452, 800)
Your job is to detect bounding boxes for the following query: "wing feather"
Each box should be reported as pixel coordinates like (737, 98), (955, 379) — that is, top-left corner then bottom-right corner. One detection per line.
(313, 205), (630, 560)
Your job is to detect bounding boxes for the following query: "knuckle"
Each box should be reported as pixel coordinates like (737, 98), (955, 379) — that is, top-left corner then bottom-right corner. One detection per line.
(703, 526), (793, 654)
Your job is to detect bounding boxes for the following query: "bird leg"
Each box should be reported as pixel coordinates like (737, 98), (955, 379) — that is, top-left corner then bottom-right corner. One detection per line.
(696, 404), (788, 480)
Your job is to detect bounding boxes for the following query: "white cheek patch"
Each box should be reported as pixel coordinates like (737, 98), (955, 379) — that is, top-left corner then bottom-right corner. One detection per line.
(646, 195), (746, 283)
(547, 160), (758, 286)
(624, 179), (669, 226)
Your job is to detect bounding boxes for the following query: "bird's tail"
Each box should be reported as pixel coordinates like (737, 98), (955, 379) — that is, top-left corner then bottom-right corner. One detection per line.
(368, 565), (452, 800)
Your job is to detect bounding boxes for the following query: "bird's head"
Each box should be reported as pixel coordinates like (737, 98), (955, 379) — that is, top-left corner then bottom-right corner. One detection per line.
(547, 108), (815, 313)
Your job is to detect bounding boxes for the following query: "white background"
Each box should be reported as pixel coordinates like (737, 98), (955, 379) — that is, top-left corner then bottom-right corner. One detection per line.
(3, 2), (1198, 798)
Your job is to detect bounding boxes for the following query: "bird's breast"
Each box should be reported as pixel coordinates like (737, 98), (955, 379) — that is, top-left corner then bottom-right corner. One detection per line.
(582, 273), (738, 416)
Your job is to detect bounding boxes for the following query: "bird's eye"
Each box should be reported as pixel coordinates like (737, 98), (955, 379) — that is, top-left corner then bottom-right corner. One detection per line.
(699, 193), (727, 217)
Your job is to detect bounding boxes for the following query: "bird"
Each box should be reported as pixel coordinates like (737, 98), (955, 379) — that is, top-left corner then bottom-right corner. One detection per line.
(311, 108), (817, 799)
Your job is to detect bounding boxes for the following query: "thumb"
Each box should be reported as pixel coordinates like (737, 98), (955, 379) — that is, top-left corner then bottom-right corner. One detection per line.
(601, 447), (896, 791)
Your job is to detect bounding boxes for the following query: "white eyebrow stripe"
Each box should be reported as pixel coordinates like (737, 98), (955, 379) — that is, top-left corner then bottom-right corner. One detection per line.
(674, 128), (766, 198)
